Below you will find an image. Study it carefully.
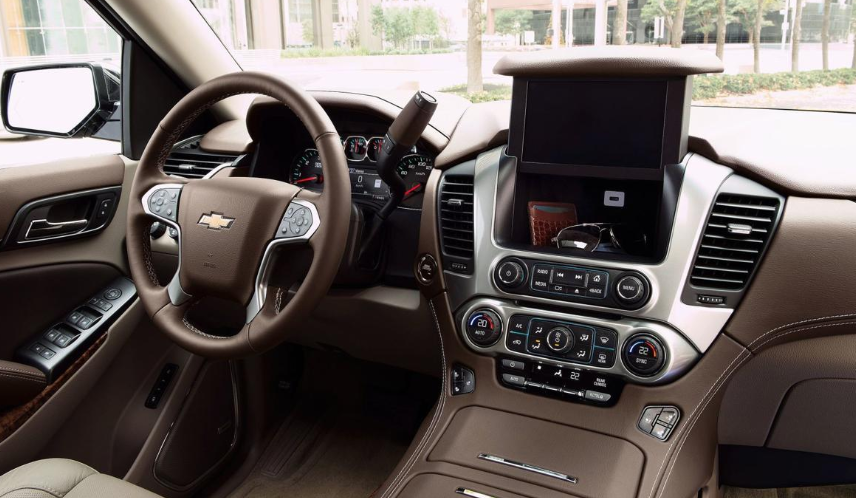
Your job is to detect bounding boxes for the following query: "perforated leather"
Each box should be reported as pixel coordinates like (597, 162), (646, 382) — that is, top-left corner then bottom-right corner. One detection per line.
(0, 459), (161, 498)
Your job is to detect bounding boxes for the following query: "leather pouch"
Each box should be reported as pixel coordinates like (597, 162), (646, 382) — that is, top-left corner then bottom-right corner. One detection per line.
(528, 202), (578, 246)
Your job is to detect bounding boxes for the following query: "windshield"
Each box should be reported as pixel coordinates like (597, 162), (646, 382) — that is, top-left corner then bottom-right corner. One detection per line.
(192, 0), (855, 112)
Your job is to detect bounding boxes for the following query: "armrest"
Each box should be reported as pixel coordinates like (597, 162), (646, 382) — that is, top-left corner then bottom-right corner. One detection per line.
(0, 360), (46, 408)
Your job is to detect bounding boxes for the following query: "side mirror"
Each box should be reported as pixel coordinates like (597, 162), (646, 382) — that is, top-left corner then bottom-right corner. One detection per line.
(1, 63), (118, 138)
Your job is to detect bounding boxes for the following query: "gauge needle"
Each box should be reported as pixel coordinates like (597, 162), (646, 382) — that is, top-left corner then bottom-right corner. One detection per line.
(295, 176), (318, 184)
(404, 184), (423, 198)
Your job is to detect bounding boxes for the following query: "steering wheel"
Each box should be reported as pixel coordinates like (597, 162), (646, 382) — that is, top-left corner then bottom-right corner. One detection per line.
(126, 72), (351, 359)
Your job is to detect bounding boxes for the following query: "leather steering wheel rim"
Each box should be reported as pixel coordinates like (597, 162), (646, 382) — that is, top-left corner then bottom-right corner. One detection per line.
(126, 72), (351, 359)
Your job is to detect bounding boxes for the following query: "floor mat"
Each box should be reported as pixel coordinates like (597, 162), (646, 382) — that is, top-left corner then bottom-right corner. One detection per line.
(227, 351), (437, 498)
(723, 485), (856, 498)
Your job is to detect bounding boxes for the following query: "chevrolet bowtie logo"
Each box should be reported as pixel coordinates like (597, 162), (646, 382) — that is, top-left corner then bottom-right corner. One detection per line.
(197, 212), (235, 230)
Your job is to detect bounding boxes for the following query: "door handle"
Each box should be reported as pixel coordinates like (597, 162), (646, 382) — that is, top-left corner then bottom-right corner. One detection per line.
(25, 218), (89, 240)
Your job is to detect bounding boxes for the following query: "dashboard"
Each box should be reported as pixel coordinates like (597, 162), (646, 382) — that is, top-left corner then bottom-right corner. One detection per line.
(287, 137), (433, 209)
(245, 103), (436, 210)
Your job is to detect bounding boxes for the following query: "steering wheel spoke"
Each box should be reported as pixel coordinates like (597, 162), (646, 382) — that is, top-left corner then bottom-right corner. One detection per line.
(246, 196), (321, 323)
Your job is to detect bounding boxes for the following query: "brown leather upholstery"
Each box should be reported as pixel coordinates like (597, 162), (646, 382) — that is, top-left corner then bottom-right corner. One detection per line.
(0, 361), (45, 408)
(126, 71), (351, 359)
(0, 458), (161, 497)
(493, 46), (724, 77)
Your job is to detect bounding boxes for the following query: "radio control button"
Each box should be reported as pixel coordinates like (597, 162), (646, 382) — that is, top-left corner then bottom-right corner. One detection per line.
(616, 275), (646, 305)
(549, 283), (567, 294)
(546, 327), (574, 354)
(551, 268), (587, 287)
(587, 271), (608, 289)
(496, 260), (527, 289)
(567, 287), (585, 297)
(587, 287), (606, 298)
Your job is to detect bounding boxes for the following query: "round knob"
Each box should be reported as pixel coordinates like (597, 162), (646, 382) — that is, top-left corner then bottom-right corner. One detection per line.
(150, 222), (166, 239)
(496, 260), (526, 289)
(615, 275), (646, 305)
(546, 326), (574, 354)
(465, 309), (503, 347)
(168, 227), (179, 240)
(622, 333), (666, 377)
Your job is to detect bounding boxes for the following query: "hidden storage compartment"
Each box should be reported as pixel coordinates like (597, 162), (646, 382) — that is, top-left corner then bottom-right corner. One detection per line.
(428, 407), (644, 498)
(494, 156), (683, 264)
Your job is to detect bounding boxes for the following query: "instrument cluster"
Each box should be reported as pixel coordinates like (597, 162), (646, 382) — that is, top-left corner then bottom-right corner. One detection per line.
(289, 135), (433, 209)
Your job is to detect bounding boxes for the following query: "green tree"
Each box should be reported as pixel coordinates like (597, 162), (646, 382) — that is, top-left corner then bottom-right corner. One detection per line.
(371, 5), (385, 39)
(467, 0), (483, 93)
(614, 0), (629, 45)
(821, 0), (831, 70)
(729, 0), (773, 45)
(792, 0), (804, 71)
(384, 8), (414, 48)
(716, 0), (727, 60)
(411, 6), (440, 39)
(494, 9), (533, 43)
(641, 0), (678, 43)
(688, 0), (719, 43)
(672, 0), (690, 47)
(301, 18), (314, 45)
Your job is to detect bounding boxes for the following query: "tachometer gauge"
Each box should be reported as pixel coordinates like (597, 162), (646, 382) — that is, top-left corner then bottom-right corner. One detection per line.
(290, 149), (323, 189)
(366, 137), (383, 162)
(396, 154), (433, 208)
(344, 136), (368, 161)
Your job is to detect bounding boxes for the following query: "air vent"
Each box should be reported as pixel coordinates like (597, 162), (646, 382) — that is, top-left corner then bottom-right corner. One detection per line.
(690, 194), (780, 290)
(439, 174), (475, 273)
(163, 136), (238, 178)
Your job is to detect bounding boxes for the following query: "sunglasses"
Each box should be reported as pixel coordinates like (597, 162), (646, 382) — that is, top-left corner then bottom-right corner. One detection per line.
(551, 223), (649, 254)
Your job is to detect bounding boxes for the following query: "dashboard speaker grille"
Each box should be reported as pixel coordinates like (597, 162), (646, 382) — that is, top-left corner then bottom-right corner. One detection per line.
(439, 174), (475, 271)
(163, 137), (238, 178)
(690, 193), (780, 290)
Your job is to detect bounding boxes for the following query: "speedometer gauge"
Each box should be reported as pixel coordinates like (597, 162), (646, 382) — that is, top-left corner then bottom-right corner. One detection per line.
(396, 154), (433, 208)
(290, 149), (323, 189)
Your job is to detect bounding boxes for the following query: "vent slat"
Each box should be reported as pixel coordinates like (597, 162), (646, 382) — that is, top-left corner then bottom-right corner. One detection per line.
(438, 174), (474, 273)
(162, 137), (238, 179)
(691, 193), (779, 291)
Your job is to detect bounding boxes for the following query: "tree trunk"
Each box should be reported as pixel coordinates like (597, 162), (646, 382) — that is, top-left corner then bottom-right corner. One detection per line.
(704, 31), (710, 44)
(853, 36), (856, 69)
(671, 0), (688, 47)
(467, 0), (483, 93)
(716, 0), (726, 60)
(753, 0), (762, 73)
(791, 0), (803, 72)
(821, 0), (831, 70)
(614, 0), (628, 45)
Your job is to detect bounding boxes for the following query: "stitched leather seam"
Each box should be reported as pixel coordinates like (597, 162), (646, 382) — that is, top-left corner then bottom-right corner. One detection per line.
(274, 287), (284, 314)
(0, 366), (43, 377)
(746, 312), (856, 350)
(0, 484), (66, 497)
(380, 300), (447, 498)
(141, 225), (160, 286)
(0, 372), (44, 384)
(654, 320), (856, 498)
(181, 308), (227, 340)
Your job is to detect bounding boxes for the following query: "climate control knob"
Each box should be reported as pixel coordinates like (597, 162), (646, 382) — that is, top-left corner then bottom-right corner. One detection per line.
(622, 333), (665, 377)
(546, 326), (575, 354)
(465, 309), (503, 347)
(495, 259), (527, 290)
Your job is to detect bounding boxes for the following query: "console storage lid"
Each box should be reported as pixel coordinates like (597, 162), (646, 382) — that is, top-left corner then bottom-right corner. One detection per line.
(429, 407), (644, 498)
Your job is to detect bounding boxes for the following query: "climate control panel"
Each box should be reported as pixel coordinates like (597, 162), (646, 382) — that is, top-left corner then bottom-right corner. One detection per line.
(458, 298), (699, 394)
(493, 257), (651, 310)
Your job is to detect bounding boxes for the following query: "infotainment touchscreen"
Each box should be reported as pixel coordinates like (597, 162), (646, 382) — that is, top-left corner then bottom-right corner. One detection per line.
(521, 80), (668, 170)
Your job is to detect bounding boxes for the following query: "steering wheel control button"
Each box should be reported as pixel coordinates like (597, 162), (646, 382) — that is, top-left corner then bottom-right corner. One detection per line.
(465, 309), (502, 347)
(546, 327), (574, 354)
(277, 202), (314, 239)
(496, 259), (527, 290)
(638, 405), (681, 440)
(451, 365), (476, 395)
(416, 254), (438, 284)
(623, 334), (666, 377)
(148, 188), (180, 222)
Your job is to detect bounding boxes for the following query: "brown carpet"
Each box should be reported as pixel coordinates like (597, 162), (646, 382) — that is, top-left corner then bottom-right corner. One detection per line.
(723, 486), (856, 498)
(227, 350), (437, 498)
